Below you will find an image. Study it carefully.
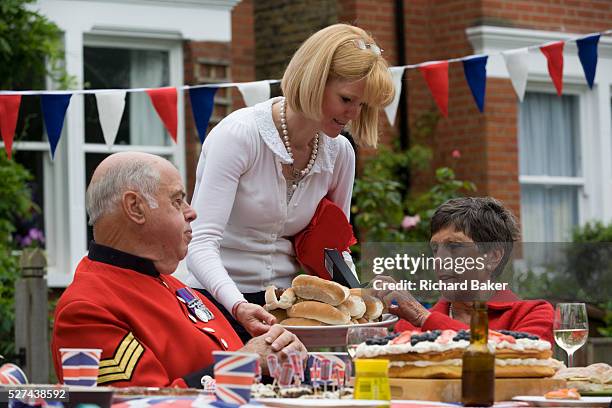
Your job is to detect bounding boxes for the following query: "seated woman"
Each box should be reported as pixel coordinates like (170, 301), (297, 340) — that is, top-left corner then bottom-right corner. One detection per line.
(374, 197), (554, 343)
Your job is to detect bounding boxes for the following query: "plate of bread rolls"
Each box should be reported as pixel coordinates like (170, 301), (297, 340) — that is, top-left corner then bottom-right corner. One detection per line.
(264, 275), (398, 348)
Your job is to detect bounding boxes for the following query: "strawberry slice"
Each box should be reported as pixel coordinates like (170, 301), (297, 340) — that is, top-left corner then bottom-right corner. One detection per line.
(392, 330), (420, 345)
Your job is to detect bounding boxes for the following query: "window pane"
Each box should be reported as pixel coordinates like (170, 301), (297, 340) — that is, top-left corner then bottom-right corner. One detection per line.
(84, 47), (170, 146)
(519, 93), (580, 177)
(520, 185), (578, 242)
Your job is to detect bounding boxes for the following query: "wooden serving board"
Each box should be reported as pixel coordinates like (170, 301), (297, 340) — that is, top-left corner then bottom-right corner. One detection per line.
(389, 378), (567, 402)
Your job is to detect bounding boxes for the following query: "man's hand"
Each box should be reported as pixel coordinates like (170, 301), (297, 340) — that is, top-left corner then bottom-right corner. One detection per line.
(234, 302), (276, 336)
(240, 324), (307, 374)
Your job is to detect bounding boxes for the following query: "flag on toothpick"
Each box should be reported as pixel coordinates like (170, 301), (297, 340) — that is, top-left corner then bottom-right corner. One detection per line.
(145, 87), (178, 142)
(462, 55), (488, 113)
(502, 48), (530, 102)
(419, 61), (449, 117)
(540, 41), (565, 96)
(0, 95), (22, 159)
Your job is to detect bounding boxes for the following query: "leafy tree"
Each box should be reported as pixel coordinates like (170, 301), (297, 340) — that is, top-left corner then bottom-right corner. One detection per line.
(352, 111), (476, 245)
(0, 150), (34, 360)
(0, 0), (68, 362)
(0, 0), (68, 90)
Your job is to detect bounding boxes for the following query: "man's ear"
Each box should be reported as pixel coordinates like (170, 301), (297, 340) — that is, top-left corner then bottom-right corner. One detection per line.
(122, 191), (147, 225)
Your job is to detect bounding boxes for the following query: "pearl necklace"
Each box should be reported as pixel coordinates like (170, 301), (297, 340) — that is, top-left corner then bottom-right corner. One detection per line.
(280, 99), (319, 193)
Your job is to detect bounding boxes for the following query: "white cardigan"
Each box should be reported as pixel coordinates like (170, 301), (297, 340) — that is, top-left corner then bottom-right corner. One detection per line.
(185, 97), (356, 313)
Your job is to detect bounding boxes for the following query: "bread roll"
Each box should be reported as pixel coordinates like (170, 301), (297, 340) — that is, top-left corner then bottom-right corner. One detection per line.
(264, 286), (296, 310)
(363, 295), (384, 320)
(350, 288), (362, 297)
(287, 301), (350, 325)
(281, 317), (328, 326)
(291, 275), (349, 306)
(339, 295), (366, 318)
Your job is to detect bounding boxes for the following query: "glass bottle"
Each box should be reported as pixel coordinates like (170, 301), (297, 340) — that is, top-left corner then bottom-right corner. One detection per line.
(461, 301), (495, 406)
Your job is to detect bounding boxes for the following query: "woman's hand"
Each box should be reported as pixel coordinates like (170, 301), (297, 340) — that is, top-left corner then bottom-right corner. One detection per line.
(235, 302), (276, 336)
(368, 275), (430, 327)
(384, 290), (431, 327)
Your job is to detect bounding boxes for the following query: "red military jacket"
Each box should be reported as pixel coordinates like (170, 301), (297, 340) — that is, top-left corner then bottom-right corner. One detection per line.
(52, 243), (243, 388)
(395, 291), (554, 343)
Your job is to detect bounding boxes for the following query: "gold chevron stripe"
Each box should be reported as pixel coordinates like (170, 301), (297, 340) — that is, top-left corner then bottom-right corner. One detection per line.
(96, 332), (144, 384)
(98, 339), (139, 375)
(97, 344), (143, 383)
(100, 332), (136, 368)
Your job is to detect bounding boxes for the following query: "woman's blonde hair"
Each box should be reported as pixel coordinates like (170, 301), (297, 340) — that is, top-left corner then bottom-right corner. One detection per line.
(281, 24), (395, 147)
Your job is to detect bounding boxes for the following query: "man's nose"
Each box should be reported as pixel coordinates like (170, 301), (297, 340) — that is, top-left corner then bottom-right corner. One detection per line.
(184, 203), (197, 222)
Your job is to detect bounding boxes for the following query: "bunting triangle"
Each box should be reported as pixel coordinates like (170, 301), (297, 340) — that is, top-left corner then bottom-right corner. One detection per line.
(576, 34), (600, 89)
(502, 48), (530, 102)
(237, 80), (270, 107)
(41, 94), (72, 159)
(419, 61), (449, 117)
(95, 91), (126, 147)
(145, 87), (178, 142)
(540, 41), (564, 96)
(0, 95), (22, 160)
(462, 55), (488, 113)
(189, 87), (218, 144)
(384, 67), (405, 126)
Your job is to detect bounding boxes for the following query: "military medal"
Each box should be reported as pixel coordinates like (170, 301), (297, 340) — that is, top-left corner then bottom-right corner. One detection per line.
(176, 287), (214, 322)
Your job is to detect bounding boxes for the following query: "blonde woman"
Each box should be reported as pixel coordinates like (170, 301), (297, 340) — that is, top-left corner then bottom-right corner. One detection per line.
(185, 24), (395, 340)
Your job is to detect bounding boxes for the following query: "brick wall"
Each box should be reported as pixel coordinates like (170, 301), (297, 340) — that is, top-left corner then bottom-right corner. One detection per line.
(402, 0), (612, 219)
(222, 0), (610, 218)
(253, 0), (338, 80)
(183, 0), (256, 199)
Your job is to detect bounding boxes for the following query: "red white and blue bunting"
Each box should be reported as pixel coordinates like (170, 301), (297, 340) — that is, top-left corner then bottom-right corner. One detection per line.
(0, 30), (609, 159)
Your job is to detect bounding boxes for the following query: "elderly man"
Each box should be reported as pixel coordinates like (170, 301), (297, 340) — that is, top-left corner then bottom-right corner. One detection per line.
(373, 197), (554, 343)
(52, 152), (305, 388)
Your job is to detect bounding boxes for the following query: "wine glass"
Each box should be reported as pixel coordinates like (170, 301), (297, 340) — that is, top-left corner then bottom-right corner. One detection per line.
(346, 326), (389, 360)
(553, 303), (588, 367)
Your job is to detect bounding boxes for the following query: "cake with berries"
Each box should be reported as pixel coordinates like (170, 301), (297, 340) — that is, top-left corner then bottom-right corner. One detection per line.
(354, 329), (564, 379)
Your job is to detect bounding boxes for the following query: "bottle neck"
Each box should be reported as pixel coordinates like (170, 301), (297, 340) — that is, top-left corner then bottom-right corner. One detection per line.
(470, 301), (489, 345)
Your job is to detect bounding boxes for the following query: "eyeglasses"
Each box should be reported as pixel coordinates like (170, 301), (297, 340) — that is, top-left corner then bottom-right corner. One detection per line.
(353, 39), (383, 56)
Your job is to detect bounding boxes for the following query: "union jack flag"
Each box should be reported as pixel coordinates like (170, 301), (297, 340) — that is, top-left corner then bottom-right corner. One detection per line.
(320, 359), (332, 382)
(288, 353), (304, 382)
(278, 363), (294, 388)
(0, 363), (28, 385)
(59, 349), (101, 386)
(212, 352), (257, 405)
(266, 354), (280, 379)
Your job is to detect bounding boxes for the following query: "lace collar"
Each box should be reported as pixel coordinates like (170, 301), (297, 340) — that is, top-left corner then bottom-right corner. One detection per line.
(253, 97), (338, 174)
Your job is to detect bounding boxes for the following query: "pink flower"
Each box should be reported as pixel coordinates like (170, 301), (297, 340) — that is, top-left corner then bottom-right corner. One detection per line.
(401, 214), (421, 230)
(451, 149), (461, 158)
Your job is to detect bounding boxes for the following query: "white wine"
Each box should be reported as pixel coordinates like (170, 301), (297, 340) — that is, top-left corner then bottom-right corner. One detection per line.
(554, 329), (588, 352)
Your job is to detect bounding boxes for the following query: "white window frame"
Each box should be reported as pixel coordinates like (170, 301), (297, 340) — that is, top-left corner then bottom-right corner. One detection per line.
(467, 25), (612, 234)
(10, 0), (239, 287)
